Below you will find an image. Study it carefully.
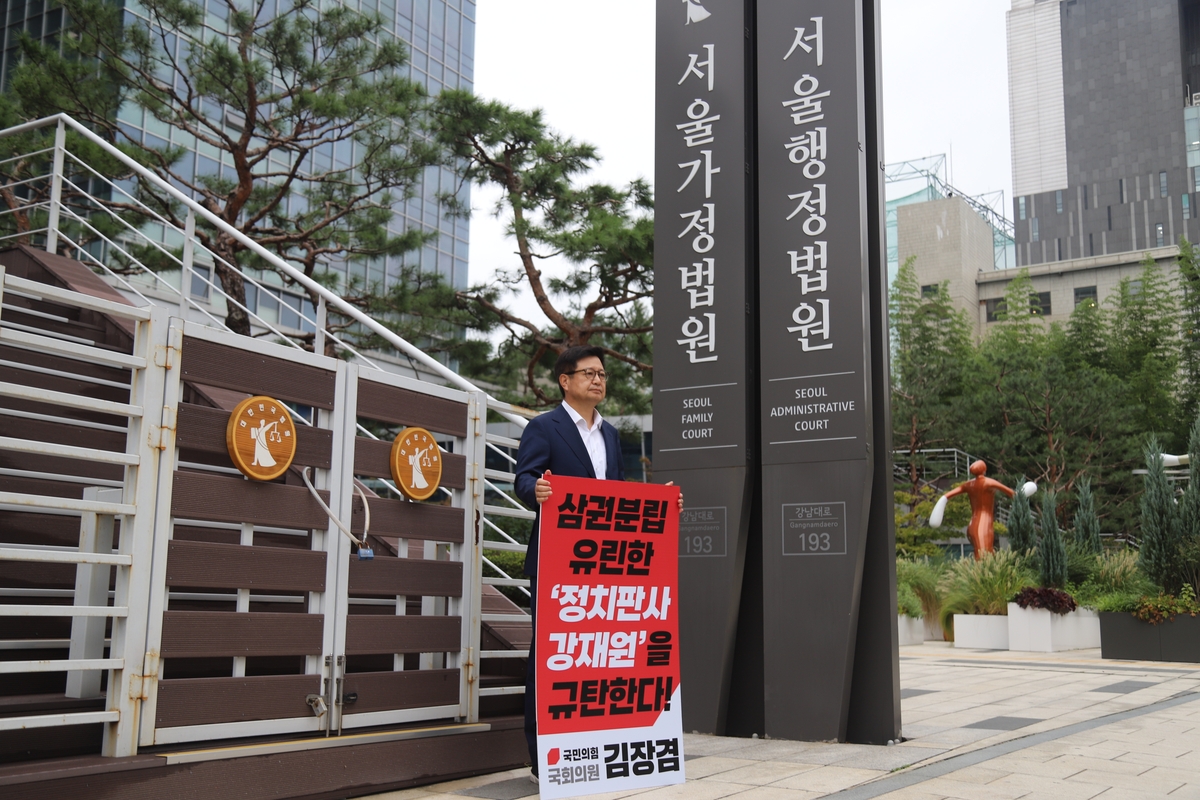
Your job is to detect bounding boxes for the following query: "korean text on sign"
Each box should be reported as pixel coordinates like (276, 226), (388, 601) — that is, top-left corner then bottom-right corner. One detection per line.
(779, 17), (834, 353)
(536, 476), (684, 799)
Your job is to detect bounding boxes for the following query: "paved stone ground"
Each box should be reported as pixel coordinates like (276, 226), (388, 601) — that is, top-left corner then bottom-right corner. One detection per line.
(363, 643), (1200, 800)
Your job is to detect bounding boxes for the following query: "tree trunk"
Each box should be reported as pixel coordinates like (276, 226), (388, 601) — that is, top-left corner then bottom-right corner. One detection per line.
(213, 246), (251, 336)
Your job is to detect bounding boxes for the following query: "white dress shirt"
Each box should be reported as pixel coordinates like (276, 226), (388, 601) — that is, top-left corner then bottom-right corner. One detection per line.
(562, 402), (608, 480)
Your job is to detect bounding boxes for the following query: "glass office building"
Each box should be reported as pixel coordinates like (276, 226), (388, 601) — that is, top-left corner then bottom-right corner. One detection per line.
(0, 0), (475, 329)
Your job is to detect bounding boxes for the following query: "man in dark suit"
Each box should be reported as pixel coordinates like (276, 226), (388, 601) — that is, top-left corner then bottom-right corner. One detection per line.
(515, 346), (684, 781)
(514, 345), (622, 781)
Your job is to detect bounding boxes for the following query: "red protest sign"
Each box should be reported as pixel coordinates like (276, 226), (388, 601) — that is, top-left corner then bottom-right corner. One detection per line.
(535, 476), (685, 798)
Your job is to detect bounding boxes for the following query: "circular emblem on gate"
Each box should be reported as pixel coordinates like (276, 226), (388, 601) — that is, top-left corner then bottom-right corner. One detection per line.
(390, 426), (442, 501)
(225, 396), (297, 481)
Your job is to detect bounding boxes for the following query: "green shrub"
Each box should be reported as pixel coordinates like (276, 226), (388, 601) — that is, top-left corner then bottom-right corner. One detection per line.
(1065, 545), (1099, 586)
(1072, 477), (1102, 555)
(897, 582), (924, 619)
(895, 485), (970, 558)
(1092, 591), (1142, 613)
(1178, 416), (1200, 598)
(939, 549), (1036, 638)
(1073, 548), (1154, 609)
(1007, 479), (1037, 554)
(1140, 436), (1182, 593)
(1039, 491), (1068, 589)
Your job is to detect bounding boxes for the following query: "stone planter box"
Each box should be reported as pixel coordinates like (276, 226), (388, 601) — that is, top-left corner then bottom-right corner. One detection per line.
(898, 615), (924, 646)
(1007, 604), (1100, 652)
(953, 614), (1009, 650)
(923, 617), (945, 641)
(1100, 612), (1200, 663)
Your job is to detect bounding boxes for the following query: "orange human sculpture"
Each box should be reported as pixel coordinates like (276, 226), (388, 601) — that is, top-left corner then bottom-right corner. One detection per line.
(929, 461), (1036, 559)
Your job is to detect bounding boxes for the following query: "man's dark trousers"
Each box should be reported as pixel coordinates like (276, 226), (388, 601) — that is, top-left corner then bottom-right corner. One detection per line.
(514, 404), (624, 772)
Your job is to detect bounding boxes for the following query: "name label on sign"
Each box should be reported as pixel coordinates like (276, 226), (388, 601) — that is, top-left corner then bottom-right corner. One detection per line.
(679, 506), (727, 558)
(781, 502), (847, 556)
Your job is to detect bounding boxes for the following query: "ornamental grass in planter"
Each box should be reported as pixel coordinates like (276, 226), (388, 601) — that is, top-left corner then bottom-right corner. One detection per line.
(897, 582), (925, 645)
(897, 558), (945, 641)
(939, 550), (1034, 649)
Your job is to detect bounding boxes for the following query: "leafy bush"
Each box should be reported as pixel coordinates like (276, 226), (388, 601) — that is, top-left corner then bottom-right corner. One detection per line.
(1132, 585), (1200, 625)
(1012, 586), (1077, 615)
(939, 550), (1037, 638)
(894, 485), (970, 558)
(897, 582), (924, 619)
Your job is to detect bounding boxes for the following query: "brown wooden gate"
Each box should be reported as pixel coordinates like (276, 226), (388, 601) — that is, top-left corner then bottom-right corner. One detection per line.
(137, 321), (483, 747)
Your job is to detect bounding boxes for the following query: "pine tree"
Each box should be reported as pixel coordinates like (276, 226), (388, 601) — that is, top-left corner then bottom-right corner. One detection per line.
(1139, 436), (1181, 592)
(1065, 292), (1106, 371)
(1108, 258), (1180, 444)
(887, 257), (974, 495)
(1176, 417), (1200, 553)
(1073, 477), (1102, 555)
(16, 0), (442, 337)
(1007, 480), (1037, 555)
(1178, 239), (1200, 425)
(1039, 491), (1067, 588)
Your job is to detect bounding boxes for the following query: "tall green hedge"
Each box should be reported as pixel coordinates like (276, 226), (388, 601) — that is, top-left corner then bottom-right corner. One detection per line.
(1039, 491), (1067, 588)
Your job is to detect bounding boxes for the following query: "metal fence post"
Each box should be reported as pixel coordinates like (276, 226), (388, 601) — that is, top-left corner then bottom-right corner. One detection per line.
(462, 391), (487, 723)
(181, 210), (196, 319)
(45, 118), (67, 255)
(103, 305), (172, 757)
(65, 490), (116, 699)
(315, 295), (327, 356)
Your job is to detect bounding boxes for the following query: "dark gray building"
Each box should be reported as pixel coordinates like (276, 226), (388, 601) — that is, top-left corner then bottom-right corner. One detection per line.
(1008, 0), (1200, 266)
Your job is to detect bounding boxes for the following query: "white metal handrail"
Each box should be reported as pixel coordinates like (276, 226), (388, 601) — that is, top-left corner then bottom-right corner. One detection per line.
(0, 114), (531, 429)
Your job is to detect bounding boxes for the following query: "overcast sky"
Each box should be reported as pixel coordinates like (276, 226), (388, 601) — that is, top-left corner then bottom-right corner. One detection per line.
(467, 0), (1013, 323)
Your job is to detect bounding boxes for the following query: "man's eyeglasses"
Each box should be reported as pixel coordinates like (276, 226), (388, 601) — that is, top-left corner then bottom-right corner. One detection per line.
(565, 368), (608, 382)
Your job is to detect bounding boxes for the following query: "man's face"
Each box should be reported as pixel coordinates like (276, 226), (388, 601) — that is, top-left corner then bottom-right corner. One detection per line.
(560, 355), (607, 408)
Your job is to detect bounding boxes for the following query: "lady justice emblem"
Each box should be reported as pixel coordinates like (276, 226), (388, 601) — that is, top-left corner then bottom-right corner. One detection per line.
(225, 396), (297, 481)
(390, 427), (442, 501)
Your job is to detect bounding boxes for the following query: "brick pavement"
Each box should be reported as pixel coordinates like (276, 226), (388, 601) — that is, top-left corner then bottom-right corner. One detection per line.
(362, 643), (1200, 800)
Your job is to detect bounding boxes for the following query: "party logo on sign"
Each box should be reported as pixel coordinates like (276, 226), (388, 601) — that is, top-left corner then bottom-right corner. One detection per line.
(226, 396), (297, 481)
(390, 427), (442, 501)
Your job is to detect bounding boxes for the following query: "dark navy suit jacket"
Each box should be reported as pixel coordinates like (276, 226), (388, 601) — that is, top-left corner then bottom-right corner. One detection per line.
(515, 403), (625, 577)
